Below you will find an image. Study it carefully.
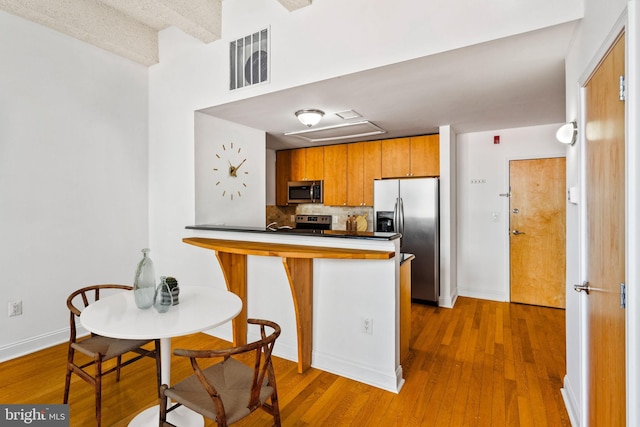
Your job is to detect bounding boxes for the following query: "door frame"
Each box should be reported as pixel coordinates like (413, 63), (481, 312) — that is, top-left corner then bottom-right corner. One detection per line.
(574, 7), (640, 426)
(502, 153), (566, 303)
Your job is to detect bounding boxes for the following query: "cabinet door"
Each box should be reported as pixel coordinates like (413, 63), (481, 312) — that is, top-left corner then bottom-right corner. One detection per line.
(410, 134), (440, 176)
(305, 147), (324, 180)
(381, 138), (410, 178)
(347, 143), (364, 206)
(362, 140), (381, 206)
(275, 150), (291, 206)
(323, 144), (347, 206)
(289, 149), (306, 181)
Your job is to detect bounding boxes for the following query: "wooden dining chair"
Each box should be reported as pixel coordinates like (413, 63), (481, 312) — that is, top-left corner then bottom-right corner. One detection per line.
(159, 318), (281, 427)
(63, 284), (161, 427)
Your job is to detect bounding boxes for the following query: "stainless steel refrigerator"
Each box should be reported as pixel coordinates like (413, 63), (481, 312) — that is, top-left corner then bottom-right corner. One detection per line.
(374, 178), (439, 304)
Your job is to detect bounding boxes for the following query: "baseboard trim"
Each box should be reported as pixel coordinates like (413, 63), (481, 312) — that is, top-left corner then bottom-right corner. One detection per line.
(0, 328), (69, 363)
(561, 374), (580, 427)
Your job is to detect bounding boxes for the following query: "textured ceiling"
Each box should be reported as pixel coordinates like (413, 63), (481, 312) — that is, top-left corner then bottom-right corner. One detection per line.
(0, 0), (306, 65)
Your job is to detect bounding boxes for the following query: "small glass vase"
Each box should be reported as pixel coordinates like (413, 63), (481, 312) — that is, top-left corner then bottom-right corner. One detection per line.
(154, 276), (173, 313)
(133, 248), (156, 309)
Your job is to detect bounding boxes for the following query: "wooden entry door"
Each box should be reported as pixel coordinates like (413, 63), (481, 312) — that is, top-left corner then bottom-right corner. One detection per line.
(585, 33), (626, 426)
(509, 157), (566, 308)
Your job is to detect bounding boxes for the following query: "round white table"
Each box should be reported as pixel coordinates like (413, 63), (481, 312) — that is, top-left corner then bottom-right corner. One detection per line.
(80, 286), (242, 426)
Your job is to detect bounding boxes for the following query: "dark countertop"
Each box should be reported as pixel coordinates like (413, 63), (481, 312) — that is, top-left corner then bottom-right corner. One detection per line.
(186, 224), (401, 241)
(400, 253), (415, 265)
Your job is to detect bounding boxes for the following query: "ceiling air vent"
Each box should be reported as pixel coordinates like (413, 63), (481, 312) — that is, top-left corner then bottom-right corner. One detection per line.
(230, 27), (269, 91)
(284, 121), (386, 143)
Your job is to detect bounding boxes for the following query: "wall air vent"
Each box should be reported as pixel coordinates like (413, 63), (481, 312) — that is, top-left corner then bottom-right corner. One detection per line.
(230, 27), (269, 90)
(284, 121), (386, 143)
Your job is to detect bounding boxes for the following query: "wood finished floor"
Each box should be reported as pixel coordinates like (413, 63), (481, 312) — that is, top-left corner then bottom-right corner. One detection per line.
(0, 297), (570, 426)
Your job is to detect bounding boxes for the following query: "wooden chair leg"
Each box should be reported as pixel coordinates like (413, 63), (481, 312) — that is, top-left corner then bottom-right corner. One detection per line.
(159, 384), (168, 426)
(154, 340), (162, 398)
(63, 347), (74, 403)
(271, 393), (281, 427)
(116, 355), (122, 382)
(95, 357), (102, 427)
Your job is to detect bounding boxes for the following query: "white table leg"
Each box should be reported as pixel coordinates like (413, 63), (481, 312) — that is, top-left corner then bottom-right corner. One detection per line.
(128, 337), (204, 426)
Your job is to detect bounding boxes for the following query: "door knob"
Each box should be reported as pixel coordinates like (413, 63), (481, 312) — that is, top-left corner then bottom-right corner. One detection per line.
(574, 281), (590, 295)
(512, 230), (526, 235)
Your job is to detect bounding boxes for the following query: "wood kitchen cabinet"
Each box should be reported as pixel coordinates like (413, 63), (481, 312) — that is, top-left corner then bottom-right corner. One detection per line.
(290, 147), (324, 181)
(347, 140), (381, 206)
(380, 134), (439, 178)
(410, 134), (440, 177)
(275, 150), (291, 206)
(323, 144), (348, 206)
(380, 138), (411, 178)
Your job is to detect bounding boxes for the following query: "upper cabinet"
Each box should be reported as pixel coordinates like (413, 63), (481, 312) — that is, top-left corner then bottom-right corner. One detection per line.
(409, 134), (440, 177)
(275, 134), (438, 207)
(381, 134), (439, 178)
(380, 138), (411, 178)
(323, 144), (348, 206)
(347, 141), (381, 206)
(275, 150), (291, 206)
(290, 147), (324, 181)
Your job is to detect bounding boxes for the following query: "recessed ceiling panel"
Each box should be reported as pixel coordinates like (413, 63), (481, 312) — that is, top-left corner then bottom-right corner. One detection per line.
(283, 121), (386, 143)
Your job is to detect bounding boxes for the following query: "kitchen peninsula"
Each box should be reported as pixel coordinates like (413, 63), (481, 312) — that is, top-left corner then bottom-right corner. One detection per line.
(184, 225), (409, 393)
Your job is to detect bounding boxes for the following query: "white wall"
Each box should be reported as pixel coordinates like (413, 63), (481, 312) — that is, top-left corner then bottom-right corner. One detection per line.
(456, 124), (566, 301)
(194, 113), (266, 226)
(438, 125), (458, 308)
(0, 12), (149, 360)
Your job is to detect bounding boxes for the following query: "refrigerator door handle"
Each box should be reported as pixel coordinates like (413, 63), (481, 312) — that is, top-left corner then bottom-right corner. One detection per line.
(394, 198), (399, 233)
(399, 197), (405, 236)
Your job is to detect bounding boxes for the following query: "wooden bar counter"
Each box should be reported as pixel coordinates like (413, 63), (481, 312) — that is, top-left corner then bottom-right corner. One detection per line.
(183, 236), (395, 373)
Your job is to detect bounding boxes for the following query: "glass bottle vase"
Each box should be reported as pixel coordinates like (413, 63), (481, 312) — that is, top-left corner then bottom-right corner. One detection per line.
(154, 276), (173, 313)
(133, 248), (156, 309)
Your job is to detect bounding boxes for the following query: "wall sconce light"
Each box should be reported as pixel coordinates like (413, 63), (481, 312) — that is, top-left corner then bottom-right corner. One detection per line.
(556, 121), (578, 146)
(295, 109), (324, 127)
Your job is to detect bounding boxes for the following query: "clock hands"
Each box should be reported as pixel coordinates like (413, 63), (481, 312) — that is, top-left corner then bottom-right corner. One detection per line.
(234, 159), (246, 173)
(228, 158), (247, 177)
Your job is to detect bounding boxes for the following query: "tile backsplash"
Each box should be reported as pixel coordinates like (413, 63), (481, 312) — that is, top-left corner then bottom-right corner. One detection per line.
(266, 204), (374, 231)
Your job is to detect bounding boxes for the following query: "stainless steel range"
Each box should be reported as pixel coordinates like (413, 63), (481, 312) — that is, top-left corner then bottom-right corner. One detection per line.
(295, 214), (332, 230)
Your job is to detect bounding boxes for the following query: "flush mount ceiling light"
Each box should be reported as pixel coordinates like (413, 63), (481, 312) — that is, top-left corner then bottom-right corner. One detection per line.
(556, 121), (578, 146)
(295, 109), (324, 127)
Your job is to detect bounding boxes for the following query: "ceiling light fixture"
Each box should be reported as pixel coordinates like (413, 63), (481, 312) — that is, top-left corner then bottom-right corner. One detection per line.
(556, 121), (578, 146)
(295, 109), (324, 127)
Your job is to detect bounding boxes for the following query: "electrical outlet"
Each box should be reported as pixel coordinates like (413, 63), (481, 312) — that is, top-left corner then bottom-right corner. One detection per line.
(470, 179), (487, 184)
(8, 300), (22, 317)
(361, 317), (373, 335)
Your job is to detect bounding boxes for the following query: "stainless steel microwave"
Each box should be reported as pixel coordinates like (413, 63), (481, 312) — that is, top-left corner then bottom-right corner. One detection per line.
(287, 181), (323, 204)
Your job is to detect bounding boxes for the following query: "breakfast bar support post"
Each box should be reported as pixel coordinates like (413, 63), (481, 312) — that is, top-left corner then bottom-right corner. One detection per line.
(215, 251), (248, 346)
(282, 257), (313, 373)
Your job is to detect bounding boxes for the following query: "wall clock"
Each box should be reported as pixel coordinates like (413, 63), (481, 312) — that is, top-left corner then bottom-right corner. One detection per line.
(212, 142), (248, 201)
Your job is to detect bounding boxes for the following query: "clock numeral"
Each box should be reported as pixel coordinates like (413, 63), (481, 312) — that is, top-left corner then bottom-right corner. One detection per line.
(215, 181), (220, 186)
(213, 168), (218, 171)
(230, 142), (233, 149)
(243, 183), (247, 187)
(215, 153), (220, 159)
(237, 147), (242, 154)
(222, 144), (226, 151)
(237, 191), (242, 197)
